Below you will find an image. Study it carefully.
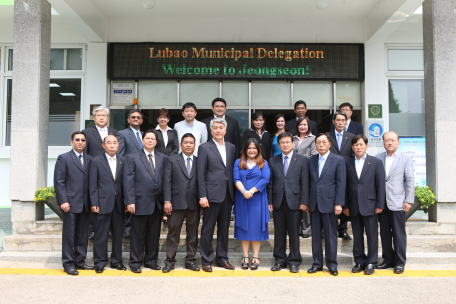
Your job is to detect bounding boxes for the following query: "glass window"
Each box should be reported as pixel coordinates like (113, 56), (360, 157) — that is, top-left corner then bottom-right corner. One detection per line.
(336, 81), (361, 107)
(8, 49), (13, 71)
(293, 81), (332, 107)
(50, 49), (64, 70)
(222, 81), (249, 106)
(6, 79), (82, 146)
(7, 48), (83, 71)
(388, 49), (424, 71)
(66, 49), (83, 70)
(137, 80), (177, 106)
(180, 80), (219, 106)
(389, 79), (425, 136)
(252, 81), (290, 106)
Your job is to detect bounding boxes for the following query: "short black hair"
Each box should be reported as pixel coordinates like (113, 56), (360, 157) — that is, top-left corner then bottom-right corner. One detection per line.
(71, 131), (85, 141)
(128, 109), (143, 118)
(333, 111), (347, 121)
(252, 111), (265, 133)
(212, 97), (226, 107)
(182, 102), (197, 111)
(277, 132), (293, 143)
(339, 103), (353, 111)
(181, 133), (195, 143)
(315, 133), (330, 143)
(294, 100), (307, 109)
(142, 129), (157, 140)
(103, 135), (118, 144)
(351, 134), (368, 145)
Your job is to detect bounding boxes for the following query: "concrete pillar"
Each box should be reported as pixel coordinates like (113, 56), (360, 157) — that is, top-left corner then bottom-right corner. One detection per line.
(10, 0), (51, 233)
(423, 0), (456, 223)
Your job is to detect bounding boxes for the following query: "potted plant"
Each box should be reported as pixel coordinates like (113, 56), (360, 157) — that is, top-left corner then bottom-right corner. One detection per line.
(405, 186), (436, 220)
(34, 186), (62, 219)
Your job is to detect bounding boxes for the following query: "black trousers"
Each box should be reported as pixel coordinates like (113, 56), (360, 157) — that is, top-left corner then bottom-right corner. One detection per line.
(165, 208), (200, 266)
(93, 206), (124, 267)
(129, 202), (163, 268)
(310, 208), (338, 269)
(123, 212), (131, 234)
(379, 205), (407, 266)
(337, 213), (349, 235)
(351, 213), (378, 266)
(61, 208), (90, 270)
(200, 188), (232, 265)
(300, 211), (311, 236)
(273, 197), (302, 267)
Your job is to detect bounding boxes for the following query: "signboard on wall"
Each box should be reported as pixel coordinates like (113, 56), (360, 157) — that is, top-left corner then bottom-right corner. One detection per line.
(112, 82), (134, 105)
(108, 43), (364, 80)
(366, 120), (384, 147)
(398, 137), (426, 187)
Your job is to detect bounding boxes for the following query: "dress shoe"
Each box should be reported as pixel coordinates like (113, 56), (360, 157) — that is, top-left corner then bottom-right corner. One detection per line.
(123, 232), (130, 239)
(351, 264), (365, 273)
(95, 266), (104, 273)
(145, 263), (161, 270)
(110, 264), (127, 271)
(130, 266), (141, 273)
(216, 261), (235, 270)
(394, 266), (404, 274)
(307, 267), (323, 274)
(301, 234), (311, 238)
(76, 264), (95, 270)
(162, 264), (174, 273)
(88, 232), (94, 240)
(377, 262), (395, 270)
(329, 268), (338, 276)
(64, 268), (79, 276)
(271, 264), (285, 271)
(364, 264), (375, 275)
(185, 263), (200, 272)
(339, 232), (352, 240)
(202, 264), (212, 272)
(290, 265), (299, 273)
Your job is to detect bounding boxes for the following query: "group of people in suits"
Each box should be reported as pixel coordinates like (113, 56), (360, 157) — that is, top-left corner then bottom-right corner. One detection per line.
(54, 99), (414, 276)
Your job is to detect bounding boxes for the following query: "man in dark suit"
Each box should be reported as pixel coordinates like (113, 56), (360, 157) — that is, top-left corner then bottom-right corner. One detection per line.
(327, 111), (355, 241)
(305, 133), (346, 276)
(89, 135), (126, 273)
(330, 103), (364, 135)
(198, 117), (236, 272)
(344, 134), (385, 275)
(123, 130), (168, 273)
(116, 109), (144, 238)
(286, 100), (318, 136)
(162, 133), (200, 273)
(201, 98), (241, 157)
(267, 132), (309, 273)
(54, 131), (94, 275)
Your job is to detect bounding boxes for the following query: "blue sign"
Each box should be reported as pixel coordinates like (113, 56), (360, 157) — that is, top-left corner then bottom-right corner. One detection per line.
(368, 123), (383, 138)
(398, 137), (426, 187)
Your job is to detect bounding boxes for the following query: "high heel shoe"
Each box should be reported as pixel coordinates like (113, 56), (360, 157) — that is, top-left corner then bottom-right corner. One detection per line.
(242, 257), (249, 270)
(250, 257), (259, 270)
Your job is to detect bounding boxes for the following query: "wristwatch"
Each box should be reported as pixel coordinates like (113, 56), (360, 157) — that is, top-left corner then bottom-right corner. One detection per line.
(249, 189), (255, 195)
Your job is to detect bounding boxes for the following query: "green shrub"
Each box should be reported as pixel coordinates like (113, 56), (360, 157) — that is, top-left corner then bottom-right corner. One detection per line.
(34, 186), (55, 202)
(415, 186), (435, 214)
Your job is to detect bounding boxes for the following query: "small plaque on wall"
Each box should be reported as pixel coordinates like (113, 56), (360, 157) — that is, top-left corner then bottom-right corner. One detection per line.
(368, 104), (382, 119)
(85, 120), (95, 129)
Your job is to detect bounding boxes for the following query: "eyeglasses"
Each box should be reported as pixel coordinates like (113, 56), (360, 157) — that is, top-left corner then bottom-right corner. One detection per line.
(130, 116), (142, 119)
(95, 114), (107, 118)
(73, 138), (86, 142)
(279, 141), (292, 145)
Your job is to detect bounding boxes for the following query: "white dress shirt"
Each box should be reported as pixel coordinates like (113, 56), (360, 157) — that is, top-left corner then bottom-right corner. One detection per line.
(183, 153), (194, 171)
(213, 139), (226, 166)
(174, 119), (207, 156)
(282, 151), (293, 164)
(355, 154), (367, 179)
(96, 125), (108, 141)
(385, 151), (397, 177)
(318, 150), (330, 164)
(155, 125), (172, 147)
(345, 119), (351, 131)
(144, 149), (155, 168)
(105, 153), (117, 179)
(73, 149), (84, 165)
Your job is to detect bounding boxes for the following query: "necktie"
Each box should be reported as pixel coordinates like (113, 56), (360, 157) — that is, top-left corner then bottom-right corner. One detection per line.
(337, 133), (342, 150)
(136, 132), (143, 149)
(283, 155), (289, 176)
(78, 155), (83, 168)
(186, 157), (192, 177)
(110, 157), (116, 180)
(148, 154), (155, 176)
(318, 156), (324, 177)
(344, 124), (348, 132)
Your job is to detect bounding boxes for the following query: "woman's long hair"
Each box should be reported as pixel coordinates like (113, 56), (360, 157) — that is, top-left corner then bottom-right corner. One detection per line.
(295, 116), (312, 137)
(239, 138), (265, 170)
(273, 113), (290, 134)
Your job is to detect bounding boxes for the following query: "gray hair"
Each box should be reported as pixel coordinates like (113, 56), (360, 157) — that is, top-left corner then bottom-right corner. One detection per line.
(210, 117), (227, 129)
(382, 131), (399, 140)
(92, 106), (110, 117)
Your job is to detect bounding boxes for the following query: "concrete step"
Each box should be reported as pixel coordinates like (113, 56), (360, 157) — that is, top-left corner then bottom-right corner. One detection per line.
(3, 234), (456, 254)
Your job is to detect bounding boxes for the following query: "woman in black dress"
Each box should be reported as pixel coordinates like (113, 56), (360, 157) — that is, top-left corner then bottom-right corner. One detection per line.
(241, 111), (271, 160)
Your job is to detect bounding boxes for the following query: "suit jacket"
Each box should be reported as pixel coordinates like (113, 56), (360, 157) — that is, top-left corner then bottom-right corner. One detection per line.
(287, 118), (318, 137)
(123, 150), (168, 215)
(327, 130), (355, 161)
(197, 140), (235, 203)
(155, 128), (179, 156)
(267, 153), (309, 210)
(375, 151), (415, 211)
(82, 126), (118, 157)
(117, 127), (144, 157)
(242, 129), (271, 160)
(308, 152), (346, 213)
(293, 136), (318, 158)
(345, 155), (386, 216)
(202, 115), (241, 157)
(163, 153), (199, 211)
(54, 150), (92, 214)
(330, 120), (364, 135)
(89, 154), (125, 214)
